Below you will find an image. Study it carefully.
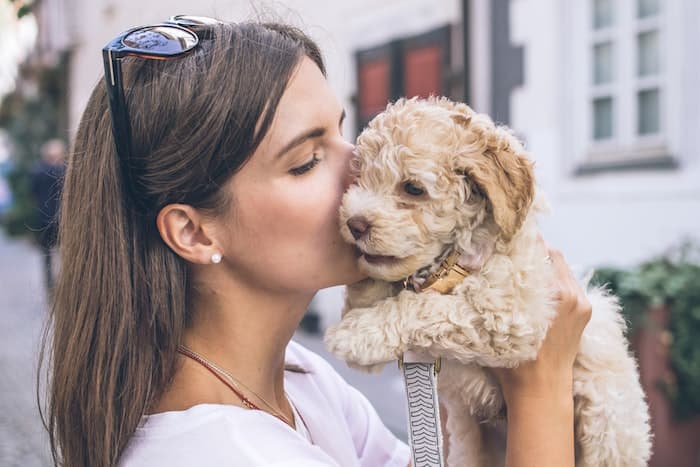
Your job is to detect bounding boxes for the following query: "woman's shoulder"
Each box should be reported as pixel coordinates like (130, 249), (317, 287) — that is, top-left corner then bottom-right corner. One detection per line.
(119, 404), (337, 467)
(118, 342), (347, 467)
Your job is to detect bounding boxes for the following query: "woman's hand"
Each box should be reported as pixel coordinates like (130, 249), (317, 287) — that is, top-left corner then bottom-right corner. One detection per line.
(496, 234), (592, 400)
(495, 235), (592, 467)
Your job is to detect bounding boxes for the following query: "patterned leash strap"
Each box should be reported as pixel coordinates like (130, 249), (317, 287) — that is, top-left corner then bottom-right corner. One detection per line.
(399, 351), (445, 467)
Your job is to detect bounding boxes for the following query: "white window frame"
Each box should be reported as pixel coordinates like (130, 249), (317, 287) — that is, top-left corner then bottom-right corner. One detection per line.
(564, 0), (680, 174)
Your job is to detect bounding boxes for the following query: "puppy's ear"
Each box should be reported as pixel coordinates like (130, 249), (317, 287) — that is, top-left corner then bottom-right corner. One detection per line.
(450, 113), (472, 128)
(454, 116), (535, 242)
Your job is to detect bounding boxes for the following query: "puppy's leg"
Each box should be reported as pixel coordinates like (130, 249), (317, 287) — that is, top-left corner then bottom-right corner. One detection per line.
(324, 294), (404, 368)
(440, 363), (492, 467)
(573, 366), (650, 467)
(325, 289), (546, 368)
(445, 407), (484, 467)
(572, 290), (651, 467)
(325, 279), (400, 372)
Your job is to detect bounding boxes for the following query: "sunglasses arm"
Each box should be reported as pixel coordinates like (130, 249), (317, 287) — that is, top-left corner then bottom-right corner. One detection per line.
(102, 50), (135, 176)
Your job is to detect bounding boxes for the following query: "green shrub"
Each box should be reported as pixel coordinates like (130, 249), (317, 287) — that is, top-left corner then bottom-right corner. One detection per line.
(592, 241), (700, 420)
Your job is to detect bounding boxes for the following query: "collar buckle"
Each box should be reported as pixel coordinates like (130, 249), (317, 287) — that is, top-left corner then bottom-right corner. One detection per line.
(403, 249), (469, 294)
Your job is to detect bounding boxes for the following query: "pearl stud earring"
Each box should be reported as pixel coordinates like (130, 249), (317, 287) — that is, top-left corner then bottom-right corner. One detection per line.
(211, 252), (222, 264)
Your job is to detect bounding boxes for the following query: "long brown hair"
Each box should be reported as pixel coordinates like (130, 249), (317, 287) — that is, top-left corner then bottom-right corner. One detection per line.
(40, 21), (325, 467)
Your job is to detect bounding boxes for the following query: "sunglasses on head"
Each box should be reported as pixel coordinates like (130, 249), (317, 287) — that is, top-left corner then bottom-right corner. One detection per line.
(101, 15), (220, 194)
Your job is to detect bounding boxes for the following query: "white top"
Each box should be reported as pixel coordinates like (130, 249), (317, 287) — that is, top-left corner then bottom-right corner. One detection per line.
(289, 395), (313, 443)
(119, 340), (410, 467)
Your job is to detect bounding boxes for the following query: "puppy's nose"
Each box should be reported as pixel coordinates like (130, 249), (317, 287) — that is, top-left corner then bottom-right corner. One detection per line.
(347, 216), (370, 240)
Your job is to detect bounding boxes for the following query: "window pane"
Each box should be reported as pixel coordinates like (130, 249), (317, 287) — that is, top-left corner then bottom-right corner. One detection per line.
(593, 0), (614, 29)
(403, 45), (443, 99)
(358, 57), (390, 122)
(593, 42), (614, 84)
(638, 88), (660, 135)
(593, 97), (614, 140)
(638, 30), (660, 76)
(638, 0), (660, 18)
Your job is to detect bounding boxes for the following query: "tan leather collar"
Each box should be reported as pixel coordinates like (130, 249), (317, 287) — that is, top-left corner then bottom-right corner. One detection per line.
(403, 249), (470, 294)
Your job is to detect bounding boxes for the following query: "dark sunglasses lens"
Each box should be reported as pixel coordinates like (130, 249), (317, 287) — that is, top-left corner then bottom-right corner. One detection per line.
(170, 15), (220, 26)
(122, 26), (197, 54)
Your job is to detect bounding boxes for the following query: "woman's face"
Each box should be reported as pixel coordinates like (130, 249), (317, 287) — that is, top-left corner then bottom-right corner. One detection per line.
(215, 56), (364, 293)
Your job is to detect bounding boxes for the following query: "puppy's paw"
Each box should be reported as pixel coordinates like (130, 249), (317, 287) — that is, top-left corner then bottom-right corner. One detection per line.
(324, 311), (399, 367)
(347, 361), (387, 374)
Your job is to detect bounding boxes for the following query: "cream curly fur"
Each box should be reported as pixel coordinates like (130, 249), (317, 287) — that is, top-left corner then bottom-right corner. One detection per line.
(324, 97), (651, 467)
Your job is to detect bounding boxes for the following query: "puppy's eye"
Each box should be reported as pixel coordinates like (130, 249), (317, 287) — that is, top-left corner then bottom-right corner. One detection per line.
(469, 183), (485, 200)
(403, 182), (425, 196)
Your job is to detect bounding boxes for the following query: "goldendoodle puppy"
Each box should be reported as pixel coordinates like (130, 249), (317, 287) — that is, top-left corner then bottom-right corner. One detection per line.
(324, 97), (651, 467)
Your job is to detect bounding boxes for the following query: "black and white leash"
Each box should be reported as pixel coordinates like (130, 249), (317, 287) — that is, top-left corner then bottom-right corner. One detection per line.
(397, 249), (465, 467)
(400, 350), (445, 467)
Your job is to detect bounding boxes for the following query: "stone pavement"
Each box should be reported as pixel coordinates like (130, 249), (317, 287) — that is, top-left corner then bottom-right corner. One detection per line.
(0, 232), (52, 467)
(0, 231), (408, 467)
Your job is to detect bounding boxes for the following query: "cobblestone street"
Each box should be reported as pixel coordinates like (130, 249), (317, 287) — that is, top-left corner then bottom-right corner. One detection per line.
(0, 232), (52, 467)
(0, 232), (407, 467)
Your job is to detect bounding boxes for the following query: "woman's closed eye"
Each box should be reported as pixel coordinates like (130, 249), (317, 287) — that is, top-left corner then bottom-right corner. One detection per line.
(289, 154), (321, 175)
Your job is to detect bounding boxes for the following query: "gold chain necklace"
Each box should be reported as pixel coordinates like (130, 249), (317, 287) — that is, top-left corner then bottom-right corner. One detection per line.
(177, 345), (293, 427)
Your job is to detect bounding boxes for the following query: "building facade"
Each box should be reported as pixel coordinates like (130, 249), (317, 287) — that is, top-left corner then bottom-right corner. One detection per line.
(57, 0), (700, 336)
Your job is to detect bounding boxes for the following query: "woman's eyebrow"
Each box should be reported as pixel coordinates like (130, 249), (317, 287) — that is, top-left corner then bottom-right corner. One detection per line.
(275, 108), (346, 160)
(275, 127), (325, 159)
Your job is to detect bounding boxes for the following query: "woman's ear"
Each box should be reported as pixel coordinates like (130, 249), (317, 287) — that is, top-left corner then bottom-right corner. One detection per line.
(454, 115), (535, 242)
(156, 204), (219, 264)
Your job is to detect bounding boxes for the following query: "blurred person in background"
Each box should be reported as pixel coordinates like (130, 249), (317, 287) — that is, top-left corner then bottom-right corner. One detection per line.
(30, 138), (65, 293)
(43, 18), (590, 467)
(0, 163), (12, 219)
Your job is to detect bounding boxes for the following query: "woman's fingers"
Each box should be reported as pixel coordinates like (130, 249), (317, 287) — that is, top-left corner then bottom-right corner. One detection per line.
(544, 242), (592, 341)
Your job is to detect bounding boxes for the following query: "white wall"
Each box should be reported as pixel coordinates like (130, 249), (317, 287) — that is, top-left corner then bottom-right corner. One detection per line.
(510, 0), (700, 269)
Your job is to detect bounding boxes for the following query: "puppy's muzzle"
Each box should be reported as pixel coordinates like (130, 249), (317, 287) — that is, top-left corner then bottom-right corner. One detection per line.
(347, 216), (370, 240)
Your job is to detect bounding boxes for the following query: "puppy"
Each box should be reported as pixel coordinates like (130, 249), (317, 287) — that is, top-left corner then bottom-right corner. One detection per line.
(324, 97), (651, 467)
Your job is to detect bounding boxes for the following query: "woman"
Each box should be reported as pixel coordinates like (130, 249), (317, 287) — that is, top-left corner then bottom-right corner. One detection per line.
(44, 19), (591, 467)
